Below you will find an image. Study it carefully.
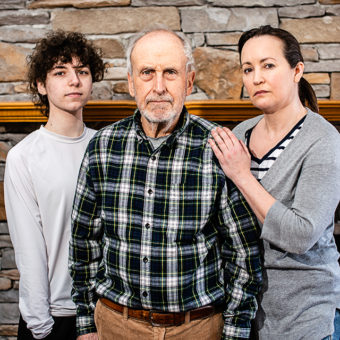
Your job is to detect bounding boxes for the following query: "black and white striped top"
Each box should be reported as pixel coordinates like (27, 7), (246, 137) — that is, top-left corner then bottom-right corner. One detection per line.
(246, 115), (306, 181)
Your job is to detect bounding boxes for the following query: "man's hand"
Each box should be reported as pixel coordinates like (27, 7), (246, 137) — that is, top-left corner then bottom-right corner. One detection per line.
(77, 333), (98, 340)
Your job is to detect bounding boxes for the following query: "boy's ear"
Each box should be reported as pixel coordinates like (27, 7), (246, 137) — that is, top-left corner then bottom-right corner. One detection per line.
(37, 80), (47, 95)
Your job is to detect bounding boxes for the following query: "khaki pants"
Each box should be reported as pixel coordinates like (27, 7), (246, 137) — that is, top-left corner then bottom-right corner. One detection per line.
(94, 299), (224, 340)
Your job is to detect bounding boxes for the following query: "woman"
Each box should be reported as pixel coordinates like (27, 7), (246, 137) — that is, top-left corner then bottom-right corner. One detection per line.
(209, 25), (340, 340)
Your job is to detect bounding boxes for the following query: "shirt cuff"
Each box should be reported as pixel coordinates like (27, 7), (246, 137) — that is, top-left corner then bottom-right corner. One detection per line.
(76, 314), (97, 336)
(222, 319), (251, 339)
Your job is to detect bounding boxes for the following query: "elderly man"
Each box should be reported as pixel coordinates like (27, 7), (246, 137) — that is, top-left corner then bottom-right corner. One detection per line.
(70, 28), (262, 340)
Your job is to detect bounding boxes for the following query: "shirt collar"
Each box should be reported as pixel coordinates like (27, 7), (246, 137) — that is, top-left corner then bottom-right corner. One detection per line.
(132, 106), (190, 147)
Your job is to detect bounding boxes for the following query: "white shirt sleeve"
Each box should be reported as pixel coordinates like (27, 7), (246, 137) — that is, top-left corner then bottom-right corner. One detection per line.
(4, 149), (54, 339)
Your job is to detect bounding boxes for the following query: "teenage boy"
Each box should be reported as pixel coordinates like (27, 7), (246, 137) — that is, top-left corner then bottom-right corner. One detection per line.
(4, 30), (105, 340)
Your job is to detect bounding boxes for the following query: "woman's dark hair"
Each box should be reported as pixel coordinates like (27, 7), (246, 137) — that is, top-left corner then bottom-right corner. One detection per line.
(27, 30), (106, 117)
(238, 25), (318, 113)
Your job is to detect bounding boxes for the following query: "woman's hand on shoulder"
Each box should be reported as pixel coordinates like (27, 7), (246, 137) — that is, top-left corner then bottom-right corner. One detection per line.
(209, 127), (251, 183)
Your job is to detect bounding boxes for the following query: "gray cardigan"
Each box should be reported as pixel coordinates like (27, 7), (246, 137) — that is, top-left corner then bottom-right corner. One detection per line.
(233, 109), (340, 340)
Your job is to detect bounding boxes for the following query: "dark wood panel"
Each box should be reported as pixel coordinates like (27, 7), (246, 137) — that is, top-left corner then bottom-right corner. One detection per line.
(1, 100), (340, 123)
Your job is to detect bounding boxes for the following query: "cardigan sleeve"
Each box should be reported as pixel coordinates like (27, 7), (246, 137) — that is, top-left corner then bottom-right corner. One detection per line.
(261, 132), (340, 254)
(4, 149), (54, 339)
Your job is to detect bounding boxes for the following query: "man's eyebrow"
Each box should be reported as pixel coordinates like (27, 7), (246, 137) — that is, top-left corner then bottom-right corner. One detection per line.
(73, 64), (86, 69)
(52, 64), (87, 70)
(52, 65), (67, 70)
(164, 66), (177, 70)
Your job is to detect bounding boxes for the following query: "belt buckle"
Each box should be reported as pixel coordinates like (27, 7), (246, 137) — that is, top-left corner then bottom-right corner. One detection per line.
(149, 310), (181, 327)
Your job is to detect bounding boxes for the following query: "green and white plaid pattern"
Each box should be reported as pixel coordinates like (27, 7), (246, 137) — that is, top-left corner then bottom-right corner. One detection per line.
(70, 108), (262, 339)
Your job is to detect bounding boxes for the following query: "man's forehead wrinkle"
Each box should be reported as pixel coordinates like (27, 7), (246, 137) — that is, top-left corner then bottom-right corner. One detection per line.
(131, 35), (187, 75)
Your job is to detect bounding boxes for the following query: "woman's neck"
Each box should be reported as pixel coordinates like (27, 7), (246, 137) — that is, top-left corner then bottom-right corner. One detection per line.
(261, 102), (307, 140)
(249, 101), (307, 159)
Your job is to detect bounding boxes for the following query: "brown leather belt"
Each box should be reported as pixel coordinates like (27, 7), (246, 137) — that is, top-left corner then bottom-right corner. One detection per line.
(100, 297), (224, 327)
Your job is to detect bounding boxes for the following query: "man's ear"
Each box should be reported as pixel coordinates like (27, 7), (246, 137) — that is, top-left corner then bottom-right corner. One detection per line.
(37, 80), (47, 95)
(127, 73), (135, 97)
(186, 71), (195, 96)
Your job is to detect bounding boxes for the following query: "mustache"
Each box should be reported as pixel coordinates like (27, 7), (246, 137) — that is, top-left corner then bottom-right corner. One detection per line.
(146, 94), (173, 104)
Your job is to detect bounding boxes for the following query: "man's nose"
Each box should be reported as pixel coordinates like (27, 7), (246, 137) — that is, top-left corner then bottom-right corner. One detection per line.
(69, 71), (80, 86)
(154, 72), (166, 94)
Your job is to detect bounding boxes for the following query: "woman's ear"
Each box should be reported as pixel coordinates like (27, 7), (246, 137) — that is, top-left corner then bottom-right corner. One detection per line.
(294, 62), (304, 83)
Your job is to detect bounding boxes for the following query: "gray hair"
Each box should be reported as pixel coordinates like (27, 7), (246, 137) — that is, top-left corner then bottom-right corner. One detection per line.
(126, 27), (195, 75)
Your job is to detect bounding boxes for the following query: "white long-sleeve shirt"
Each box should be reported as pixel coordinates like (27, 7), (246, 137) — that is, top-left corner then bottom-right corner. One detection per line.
(4, 126), (96, 339)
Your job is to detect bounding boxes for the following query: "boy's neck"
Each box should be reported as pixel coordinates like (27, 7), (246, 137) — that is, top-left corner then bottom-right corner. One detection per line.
(45, 109), (85, 137)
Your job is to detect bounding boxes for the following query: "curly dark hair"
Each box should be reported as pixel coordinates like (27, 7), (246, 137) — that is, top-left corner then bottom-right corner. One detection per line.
(27, 30), (106, 117)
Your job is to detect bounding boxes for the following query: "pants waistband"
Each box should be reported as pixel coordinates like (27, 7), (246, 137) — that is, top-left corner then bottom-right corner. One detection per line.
(99, 298), (224, 327)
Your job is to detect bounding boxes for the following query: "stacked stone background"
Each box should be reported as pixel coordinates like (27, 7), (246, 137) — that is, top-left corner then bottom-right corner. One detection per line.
(1, 0), (340, 338)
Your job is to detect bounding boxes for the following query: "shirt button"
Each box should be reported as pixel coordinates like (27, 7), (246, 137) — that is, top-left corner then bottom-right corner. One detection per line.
(142, 291), (148, 297)
(151, 156), (156, 161)
(145, 223), (150, 229)
(148, 189), (153, 195)
(143, 257), (148, 263)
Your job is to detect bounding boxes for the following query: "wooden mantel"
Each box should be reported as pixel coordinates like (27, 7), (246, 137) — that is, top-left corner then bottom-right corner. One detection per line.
(1, 100), (340, 123)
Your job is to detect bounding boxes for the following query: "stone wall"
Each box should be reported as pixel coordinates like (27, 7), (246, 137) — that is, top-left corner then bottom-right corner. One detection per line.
(1, 0), (340, 338)
(1, 0), (340, 102)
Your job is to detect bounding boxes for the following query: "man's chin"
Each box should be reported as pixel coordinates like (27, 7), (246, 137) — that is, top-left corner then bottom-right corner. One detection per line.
(142, 109), (175, 123)
(147, 103), (171, 113)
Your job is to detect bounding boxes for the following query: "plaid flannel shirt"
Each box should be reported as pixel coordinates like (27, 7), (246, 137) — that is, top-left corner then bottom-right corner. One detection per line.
(70, 108), (262, 339)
